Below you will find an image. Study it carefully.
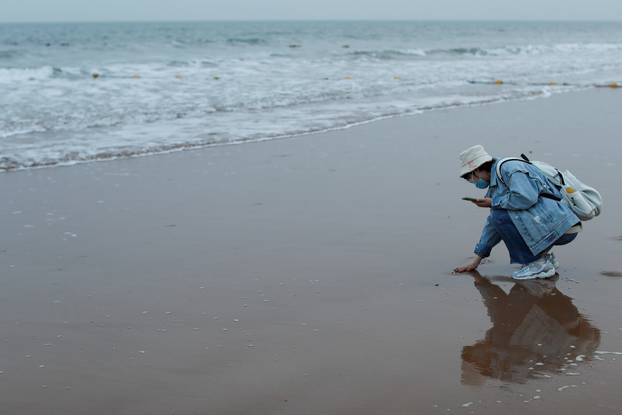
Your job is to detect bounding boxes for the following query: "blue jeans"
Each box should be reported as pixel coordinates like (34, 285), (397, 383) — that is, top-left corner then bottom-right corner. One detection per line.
(491, 209), (578, 264)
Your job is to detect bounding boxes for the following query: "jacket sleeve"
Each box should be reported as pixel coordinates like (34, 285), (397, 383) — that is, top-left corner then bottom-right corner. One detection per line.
(474, 213), (501, 258)
(492, 170), (540, 210)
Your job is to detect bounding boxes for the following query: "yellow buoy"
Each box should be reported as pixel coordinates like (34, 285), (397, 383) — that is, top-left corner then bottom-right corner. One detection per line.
(609, 82), (620, 88)
(548, 81), (557, 86)
(494, 79), (503, 85)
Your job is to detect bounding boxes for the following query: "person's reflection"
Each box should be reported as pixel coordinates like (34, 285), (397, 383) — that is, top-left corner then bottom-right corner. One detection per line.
(461, 272), (600, 385)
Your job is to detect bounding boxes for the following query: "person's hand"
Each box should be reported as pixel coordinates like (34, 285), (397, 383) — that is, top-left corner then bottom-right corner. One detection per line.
(454, 256), (483, 273)
(471, 197), (491, 208)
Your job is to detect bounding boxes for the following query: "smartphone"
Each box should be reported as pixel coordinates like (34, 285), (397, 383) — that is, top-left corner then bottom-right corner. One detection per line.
(462, 197), (479, 202)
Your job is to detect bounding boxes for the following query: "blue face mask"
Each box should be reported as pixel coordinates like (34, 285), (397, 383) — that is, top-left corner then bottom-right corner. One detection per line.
(475, 178), (489, 189)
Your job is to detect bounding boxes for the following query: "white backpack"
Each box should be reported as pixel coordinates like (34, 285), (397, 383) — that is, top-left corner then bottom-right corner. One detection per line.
(496, 155), (602, 221)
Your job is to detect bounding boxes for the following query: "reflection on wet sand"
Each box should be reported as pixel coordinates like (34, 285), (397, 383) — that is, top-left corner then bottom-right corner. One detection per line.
(461, 272), (600, 385)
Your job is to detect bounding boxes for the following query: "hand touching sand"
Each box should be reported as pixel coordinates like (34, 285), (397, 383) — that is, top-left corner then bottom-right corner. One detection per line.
(454, 256), (483, 273)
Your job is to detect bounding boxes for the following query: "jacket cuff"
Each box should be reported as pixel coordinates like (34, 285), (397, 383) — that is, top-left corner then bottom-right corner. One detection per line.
(491, 194), (507, 210)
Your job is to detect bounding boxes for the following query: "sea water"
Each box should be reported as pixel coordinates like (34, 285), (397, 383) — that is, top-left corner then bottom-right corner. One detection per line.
(1, 21), (621, 170)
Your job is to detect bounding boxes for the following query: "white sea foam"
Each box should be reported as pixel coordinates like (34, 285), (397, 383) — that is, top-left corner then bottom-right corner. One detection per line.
(0, 66), (54, 82)
(1, 21), (621, 171)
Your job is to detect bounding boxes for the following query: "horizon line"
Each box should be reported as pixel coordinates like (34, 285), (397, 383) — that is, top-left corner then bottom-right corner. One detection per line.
(2, 18), (622, 24)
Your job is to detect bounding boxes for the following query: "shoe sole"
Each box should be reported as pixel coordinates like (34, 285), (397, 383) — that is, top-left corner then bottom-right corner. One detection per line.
(511, 268), (557, 280)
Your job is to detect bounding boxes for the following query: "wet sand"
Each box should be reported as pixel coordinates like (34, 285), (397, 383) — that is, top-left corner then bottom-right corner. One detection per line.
(1, 89), (622, 414)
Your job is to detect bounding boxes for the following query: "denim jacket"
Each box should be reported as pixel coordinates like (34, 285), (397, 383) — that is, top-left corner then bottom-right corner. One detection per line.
(474, 160), (579, 258)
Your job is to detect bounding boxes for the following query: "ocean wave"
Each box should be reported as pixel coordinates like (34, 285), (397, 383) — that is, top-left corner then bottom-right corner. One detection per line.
(0, 63), (184, 82)
(0, 65), (92, 82)
(0, 49), (23, 60)
(166, 59), (218, 67)
(0, 125), (47, 139)
(427, 47), (490, 56)
(0, 86), (568, 172)
(166, 60), (190, 67)
(480, 43), (622, 56)
(0, 66), (54, 82)
(346, 43), (622, 60)
(347, 49), (427, 59)
(2, 22), (620, 173)
(346, 46), (503, 60)
(226, 37), (267, 46)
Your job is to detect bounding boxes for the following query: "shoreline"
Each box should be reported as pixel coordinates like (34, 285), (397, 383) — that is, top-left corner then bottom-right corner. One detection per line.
(0, 84), (595, 174)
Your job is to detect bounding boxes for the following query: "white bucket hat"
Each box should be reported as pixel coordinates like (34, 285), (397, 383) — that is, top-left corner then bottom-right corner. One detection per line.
(458, 145), (493, 178)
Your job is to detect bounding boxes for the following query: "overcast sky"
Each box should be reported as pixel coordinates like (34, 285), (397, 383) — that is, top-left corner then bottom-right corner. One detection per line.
(2, 0), (622, 23)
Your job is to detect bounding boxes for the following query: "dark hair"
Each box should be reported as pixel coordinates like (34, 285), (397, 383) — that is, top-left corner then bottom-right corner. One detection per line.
(461, 158), (496, 180)
(479, 159), (495, 173)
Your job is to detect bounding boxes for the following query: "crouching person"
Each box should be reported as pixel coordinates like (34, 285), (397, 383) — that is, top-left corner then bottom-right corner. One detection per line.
(454, 145), (581, 279)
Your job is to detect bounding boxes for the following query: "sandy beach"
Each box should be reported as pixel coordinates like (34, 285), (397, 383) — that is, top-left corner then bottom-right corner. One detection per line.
(1, 89), (622, 414)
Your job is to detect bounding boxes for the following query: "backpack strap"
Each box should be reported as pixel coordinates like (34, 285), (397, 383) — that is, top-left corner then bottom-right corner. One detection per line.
(518, 152), (564, 186)
(495, 154), (563, 202)
(495, 156), (530, 186)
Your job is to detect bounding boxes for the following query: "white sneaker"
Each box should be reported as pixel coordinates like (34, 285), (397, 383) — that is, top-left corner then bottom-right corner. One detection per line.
(512, 256), (556, 280)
